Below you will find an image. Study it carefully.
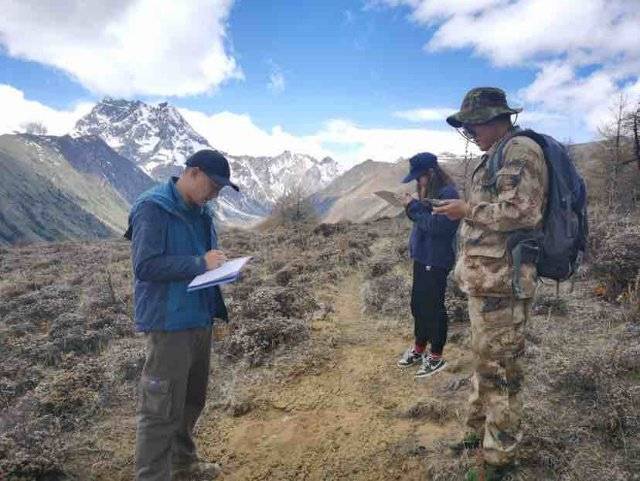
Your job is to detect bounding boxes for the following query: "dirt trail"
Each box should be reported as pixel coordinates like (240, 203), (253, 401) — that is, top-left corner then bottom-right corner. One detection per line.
(63, 270), (470, 481)
(197, 274), (468, 481)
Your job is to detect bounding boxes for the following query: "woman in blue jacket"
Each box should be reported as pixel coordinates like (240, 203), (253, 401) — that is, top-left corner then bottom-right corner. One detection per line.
(397, 152), (460, 379)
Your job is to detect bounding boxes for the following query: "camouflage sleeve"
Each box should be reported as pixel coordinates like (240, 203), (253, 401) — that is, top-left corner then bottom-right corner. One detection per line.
(466, 137), (547, 231)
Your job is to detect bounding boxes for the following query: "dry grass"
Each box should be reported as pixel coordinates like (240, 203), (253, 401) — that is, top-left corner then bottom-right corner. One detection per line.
(0, 241), (134, 479)
(1, 210), (639, 480)
(400, 400), (455, 424)
(591, 220), (640, 301)
(513, 274), (640, 480)
(217, 316), (310, 366)
(0, 218), (388, 479)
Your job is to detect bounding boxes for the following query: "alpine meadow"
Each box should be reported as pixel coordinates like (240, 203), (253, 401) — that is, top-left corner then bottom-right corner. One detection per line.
(0, 1), (639, 481)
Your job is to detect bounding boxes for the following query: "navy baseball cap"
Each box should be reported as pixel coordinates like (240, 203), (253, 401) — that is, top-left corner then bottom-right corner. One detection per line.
(402, 152), (438, 183)
(185, 149), (239, 192)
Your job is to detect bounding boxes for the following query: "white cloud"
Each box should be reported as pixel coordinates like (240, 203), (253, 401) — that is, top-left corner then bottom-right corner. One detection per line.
(394, 108), (456, 122)
(426, 1), (628, 66)
(0, 0), (241, 97)
(376, 0), (508, 20)
(343, 10), (355, 25)
(0, 85), (467, 172)
(180, 108), (467, 170)
(267, 65), (286, 94)
(0, 84), (93, 135)
(268, 71), (286, 93)
(180, 109), (324, 158)
(316, 119), (468, 168)
(374, 0), (640, 136)
(518, 63), (625, 132)
(376, 0), (640, 66)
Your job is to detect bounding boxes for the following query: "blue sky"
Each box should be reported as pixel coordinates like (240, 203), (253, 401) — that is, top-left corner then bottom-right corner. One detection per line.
(178, 1), (535, 133)
(0, 0), (638, 168)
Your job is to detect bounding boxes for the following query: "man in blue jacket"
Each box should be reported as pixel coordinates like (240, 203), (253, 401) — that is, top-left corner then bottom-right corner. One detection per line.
(126, 149), (239, 481)
(397, 152), (460, 379)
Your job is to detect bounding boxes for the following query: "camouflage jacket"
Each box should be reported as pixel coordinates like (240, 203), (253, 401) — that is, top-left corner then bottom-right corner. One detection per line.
(454, 133), (548, 298)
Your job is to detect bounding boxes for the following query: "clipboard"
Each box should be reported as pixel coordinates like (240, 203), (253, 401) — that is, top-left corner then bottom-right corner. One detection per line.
(187, 256), (252, 292)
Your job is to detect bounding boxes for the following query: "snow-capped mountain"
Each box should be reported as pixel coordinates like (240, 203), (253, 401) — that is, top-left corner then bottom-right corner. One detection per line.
(227, 151), (339, 205)
(73, 98), (210, 180)
(212, 151), (339, 223)
(72, 98), (340, 224)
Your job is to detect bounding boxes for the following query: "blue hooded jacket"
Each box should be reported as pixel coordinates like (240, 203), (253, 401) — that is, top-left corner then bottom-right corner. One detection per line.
(126, 178), (227, 332)
(406, 184), (460, 270)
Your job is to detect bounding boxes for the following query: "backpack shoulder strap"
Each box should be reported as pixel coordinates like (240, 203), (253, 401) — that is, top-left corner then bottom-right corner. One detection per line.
(486, 129), (547, 189)
(490, 129), (548, 296)
(512, 129), (546, 148)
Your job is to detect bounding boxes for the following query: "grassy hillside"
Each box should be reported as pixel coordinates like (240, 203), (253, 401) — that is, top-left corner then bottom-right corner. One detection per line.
(0, 135), (131, 245)
(0, 213), (637, 480)
(39, 134), (156, 205)
(313, 139), (631, 224)
(311, 159), (410, 222)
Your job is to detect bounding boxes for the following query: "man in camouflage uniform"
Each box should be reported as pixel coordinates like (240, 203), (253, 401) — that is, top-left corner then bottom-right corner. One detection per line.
(433, 87), (548, 478)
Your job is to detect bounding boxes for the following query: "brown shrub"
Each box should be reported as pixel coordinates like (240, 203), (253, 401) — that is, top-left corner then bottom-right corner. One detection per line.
(365, 257), (395, 279)
(0, 424), (66, 481)
(590, 219), (640, 302)
(532, 293), (569, 316)
(400, 399), (454, 423)
(229, 285), (318, 320)
(217, 316), (310, 366)
(0, 359), (42, 410)
(523, 349), (640, 478)
(312, 222), (350, 237)
(361, 273), (411, 319)
(34, 361), (105, 422)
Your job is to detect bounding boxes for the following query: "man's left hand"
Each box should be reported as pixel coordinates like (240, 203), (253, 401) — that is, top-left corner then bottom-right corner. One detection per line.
(432, 199), (470, 220)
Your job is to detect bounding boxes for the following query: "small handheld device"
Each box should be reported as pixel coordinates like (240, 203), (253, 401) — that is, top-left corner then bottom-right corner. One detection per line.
(425, 198), (449, 207)
(374, 190), (404, 207)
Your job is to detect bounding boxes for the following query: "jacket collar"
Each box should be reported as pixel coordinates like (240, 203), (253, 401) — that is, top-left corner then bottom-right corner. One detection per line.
(131, 178), (205, 220)
(486, 126), (520, 158)
(169, 177), (203, 216)
(472, 126), (521, 179)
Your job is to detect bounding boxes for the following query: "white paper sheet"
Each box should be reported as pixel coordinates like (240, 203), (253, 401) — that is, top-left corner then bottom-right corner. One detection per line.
(187, 256), (252, 291)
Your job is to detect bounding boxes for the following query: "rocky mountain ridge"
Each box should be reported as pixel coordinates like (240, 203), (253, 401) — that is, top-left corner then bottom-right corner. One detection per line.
(72, 98), (340, 224)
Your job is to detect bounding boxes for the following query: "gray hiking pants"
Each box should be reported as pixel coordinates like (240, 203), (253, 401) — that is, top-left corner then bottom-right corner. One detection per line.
(135, 326), (212, 481)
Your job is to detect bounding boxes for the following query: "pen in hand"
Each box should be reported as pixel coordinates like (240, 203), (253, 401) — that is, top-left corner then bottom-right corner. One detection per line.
(204, 250), (227, 270)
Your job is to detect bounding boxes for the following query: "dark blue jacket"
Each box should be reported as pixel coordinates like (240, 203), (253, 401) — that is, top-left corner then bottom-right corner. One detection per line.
(127, 178), (227, 332)
(406, 184), (460, 270)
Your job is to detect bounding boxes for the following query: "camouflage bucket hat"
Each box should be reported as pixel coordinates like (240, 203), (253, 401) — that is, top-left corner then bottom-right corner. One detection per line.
(446, 87), (522, 128)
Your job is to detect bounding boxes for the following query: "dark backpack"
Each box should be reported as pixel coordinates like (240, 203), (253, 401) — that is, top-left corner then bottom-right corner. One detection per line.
(489, 129), (589, 285)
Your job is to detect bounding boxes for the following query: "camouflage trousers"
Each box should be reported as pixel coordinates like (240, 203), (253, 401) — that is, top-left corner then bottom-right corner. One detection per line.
(466, 296), (530, 466)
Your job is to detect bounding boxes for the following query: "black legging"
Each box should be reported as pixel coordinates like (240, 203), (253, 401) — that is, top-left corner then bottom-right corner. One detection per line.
(410, 261), (449, 355)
